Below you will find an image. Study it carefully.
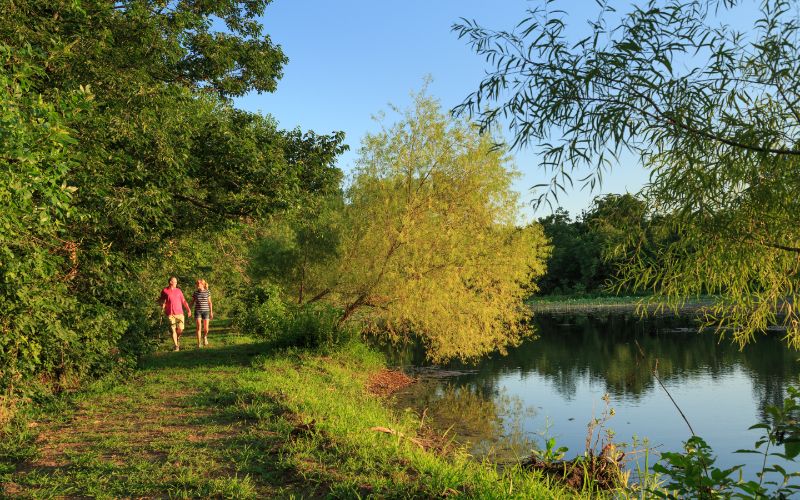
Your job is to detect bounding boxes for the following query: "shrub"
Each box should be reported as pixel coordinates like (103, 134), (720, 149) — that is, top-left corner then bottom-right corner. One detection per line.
(281, 303), (356, 350)
(234, 283), (289, 342)
(235, 284), (355, 350)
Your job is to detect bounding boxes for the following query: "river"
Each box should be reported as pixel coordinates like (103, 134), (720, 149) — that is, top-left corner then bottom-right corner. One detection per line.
(384, 312), (800, 484)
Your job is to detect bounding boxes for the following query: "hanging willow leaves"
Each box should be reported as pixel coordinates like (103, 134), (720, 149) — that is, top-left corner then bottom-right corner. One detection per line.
(455, 0), (800, 347)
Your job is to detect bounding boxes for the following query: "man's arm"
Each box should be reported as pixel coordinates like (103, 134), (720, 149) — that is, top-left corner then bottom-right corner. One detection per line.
(181, 292), (191, 316)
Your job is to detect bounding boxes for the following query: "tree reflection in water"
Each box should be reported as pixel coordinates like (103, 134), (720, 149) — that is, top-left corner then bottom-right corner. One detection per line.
(385, 313), (800, 463)
(394, 381), (537, 461)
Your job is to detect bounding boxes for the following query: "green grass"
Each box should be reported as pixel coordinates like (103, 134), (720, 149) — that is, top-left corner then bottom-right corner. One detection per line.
(1, 321), (602, 498)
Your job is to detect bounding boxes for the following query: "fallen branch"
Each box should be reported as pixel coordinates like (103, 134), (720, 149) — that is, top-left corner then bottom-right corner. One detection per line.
(370, 426), (425, 449)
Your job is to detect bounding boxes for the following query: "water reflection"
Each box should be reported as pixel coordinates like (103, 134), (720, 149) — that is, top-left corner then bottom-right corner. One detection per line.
(386, 313), (800, 477)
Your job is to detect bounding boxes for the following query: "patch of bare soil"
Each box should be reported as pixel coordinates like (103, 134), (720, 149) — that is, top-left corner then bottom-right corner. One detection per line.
(366, 369), (414, 397)
(19, 389), (205, 470)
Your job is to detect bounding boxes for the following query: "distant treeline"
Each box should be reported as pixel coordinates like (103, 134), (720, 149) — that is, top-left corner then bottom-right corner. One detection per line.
(536, 193), (673, 296)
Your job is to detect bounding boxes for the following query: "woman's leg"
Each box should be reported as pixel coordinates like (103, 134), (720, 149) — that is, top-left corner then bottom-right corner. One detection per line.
(203, 318), (210, 345)
(196, 315), (203, 347)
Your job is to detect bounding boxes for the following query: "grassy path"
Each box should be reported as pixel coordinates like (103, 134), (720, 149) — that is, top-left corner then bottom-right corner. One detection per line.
(3, 325), (295, 498)
(2, 323), (575, 499)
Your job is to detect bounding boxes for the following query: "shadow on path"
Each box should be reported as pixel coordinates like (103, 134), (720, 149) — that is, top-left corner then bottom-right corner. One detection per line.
(140, 323), (274, 371)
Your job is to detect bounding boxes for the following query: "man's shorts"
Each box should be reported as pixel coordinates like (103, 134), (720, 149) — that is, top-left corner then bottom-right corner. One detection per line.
(168, 314), (185, 334)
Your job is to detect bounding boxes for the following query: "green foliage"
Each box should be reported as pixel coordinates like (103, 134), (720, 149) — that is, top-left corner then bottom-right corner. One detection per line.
(0, 42), (114, 400)
(536, 194), (663, 296)
(653, 436), (741, 499)
(235, 282), (290, 342)
(537, 209), (599, 295)
(455, 0), (800, 347)
(251, 92), (551, 362)
(280, 303), (357, 351)
(235, 283), (355, 350)
(0, 0), (345, 413)
(532, 437), (569, 463)
(652, 386), (800, 498)
(249, 199), (344, 305)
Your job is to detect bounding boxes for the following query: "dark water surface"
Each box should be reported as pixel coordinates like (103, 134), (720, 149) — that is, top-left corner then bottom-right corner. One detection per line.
(386, 313), (800, 481)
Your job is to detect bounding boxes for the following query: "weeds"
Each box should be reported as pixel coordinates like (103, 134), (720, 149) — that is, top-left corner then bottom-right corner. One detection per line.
(522, 393), (629, 493)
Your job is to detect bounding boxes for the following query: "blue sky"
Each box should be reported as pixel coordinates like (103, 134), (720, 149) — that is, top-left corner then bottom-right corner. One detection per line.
(234, 0), (652, 221)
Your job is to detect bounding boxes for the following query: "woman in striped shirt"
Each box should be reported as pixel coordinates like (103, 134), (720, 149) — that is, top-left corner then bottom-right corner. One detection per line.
(190, 279), (213, 347)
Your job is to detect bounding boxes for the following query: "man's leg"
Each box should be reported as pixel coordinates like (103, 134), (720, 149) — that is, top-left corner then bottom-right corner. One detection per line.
(170, 316), (180, 351)
(174, 315), (184, 350)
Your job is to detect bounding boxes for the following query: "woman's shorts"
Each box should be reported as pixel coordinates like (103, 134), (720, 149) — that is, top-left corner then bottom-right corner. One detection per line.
(195, 310), (210, 320)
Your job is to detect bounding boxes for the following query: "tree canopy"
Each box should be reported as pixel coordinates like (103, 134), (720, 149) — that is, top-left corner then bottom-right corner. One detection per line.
(455, 0), (800, 347)
(0, 0), (345, 406)
(252, 94), (550, 362)
(536, 194), (653, 295)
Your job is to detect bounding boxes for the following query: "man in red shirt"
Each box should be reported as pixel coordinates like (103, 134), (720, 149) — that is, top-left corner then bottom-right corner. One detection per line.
(159, 276), (192, 351)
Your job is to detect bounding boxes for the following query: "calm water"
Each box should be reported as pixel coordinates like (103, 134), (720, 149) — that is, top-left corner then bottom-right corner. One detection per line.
(385, 313), (800, 482)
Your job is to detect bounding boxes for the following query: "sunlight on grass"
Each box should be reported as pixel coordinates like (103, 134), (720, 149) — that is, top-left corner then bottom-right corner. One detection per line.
(1, 324), (588, 498)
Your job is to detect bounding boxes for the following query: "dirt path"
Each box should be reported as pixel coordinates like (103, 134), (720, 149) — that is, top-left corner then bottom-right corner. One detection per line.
(2, 327), (292, 498)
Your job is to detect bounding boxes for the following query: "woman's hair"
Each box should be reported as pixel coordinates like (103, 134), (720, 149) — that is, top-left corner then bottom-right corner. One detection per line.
(196, 279), (208, 290)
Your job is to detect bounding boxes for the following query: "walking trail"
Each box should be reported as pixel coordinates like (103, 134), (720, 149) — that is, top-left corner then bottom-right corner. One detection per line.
(3, 324), (299, 498)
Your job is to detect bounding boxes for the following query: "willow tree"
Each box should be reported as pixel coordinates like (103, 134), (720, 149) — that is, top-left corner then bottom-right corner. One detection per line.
(338, 94), (548, 362)
(454, 0), (800, 347)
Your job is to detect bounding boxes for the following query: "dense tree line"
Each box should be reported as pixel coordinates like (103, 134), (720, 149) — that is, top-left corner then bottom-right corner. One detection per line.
(536, 194), (663, 296)
(0, 0), (344, 413)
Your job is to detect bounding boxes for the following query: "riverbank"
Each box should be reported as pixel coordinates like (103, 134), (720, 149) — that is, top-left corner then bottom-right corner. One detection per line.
(1, 324), (582, 498)
(527, 294), (716, 315)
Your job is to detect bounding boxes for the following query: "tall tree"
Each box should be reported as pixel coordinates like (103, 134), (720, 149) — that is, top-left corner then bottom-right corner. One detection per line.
(0, 0), (345, 405)
(455, 0), (800, 346)
(253, 94), (550, 362)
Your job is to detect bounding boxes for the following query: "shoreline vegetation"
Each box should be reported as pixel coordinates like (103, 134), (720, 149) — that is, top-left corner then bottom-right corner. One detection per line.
(527, 295), (717, 315)
(1, 323), (591, 498)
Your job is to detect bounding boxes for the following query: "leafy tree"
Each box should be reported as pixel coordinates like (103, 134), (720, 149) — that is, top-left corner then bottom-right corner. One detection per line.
(455, 0), (800, 346)
(536, 209), (594, 294)
(253, 94), (550, 362)
(536, 194), (652, 295)
(249, 198), (344, 305)
(0, 0), (345, 408)
(0, 43), (109, 399)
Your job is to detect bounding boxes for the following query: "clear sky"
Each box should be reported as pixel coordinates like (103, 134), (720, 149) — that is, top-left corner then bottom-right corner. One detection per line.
(233, 0), (652, 221)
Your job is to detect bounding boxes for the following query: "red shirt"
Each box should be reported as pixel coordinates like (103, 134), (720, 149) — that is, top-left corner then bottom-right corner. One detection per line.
(160, 287), (189, 316)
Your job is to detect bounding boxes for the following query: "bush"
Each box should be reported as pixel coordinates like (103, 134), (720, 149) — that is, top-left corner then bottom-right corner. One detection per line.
(281, 303), (356, 350)
(234, 283), (289, 341)
(234, 283), (355, 350)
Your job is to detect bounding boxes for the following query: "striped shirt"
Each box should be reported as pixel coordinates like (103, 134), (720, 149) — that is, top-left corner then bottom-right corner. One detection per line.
(192, 289), (211, 312)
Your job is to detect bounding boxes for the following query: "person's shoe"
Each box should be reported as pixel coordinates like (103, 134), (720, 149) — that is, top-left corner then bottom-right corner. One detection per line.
(173, 346), (180, 352)
(203, 336), (209, 346)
